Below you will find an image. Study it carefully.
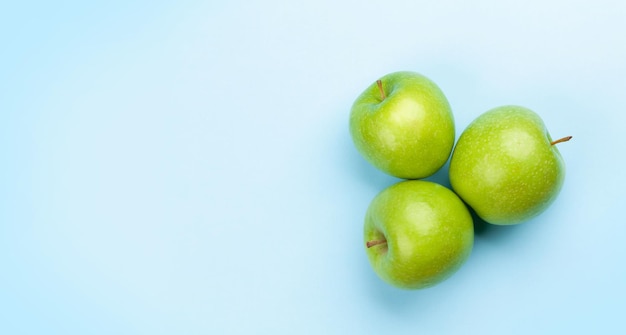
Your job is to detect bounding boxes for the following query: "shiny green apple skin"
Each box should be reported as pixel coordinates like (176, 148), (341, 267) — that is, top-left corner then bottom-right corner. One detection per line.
(349, 71), (455, 179)
(364, 180), (474, 289)
(449, 105), (567, 225)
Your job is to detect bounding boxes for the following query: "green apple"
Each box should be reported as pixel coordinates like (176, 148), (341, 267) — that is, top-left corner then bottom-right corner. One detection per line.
(364, 180), (474, 289)
(349, 71), (455, 179)
(449, 105), (571, 225)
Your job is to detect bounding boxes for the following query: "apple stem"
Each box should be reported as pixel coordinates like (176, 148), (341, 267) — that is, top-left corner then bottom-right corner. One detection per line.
(366, 239), (387, 248)
(376, 79), (386, 101)
(550, 136), (573, 146)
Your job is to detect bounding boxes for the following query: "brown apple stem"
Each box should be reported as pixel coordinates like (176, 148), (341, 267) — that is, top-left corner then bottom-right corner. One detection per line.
(550, 136), (573, 146)
(366, 239), (387, 248)
(376, 79), (386, 101)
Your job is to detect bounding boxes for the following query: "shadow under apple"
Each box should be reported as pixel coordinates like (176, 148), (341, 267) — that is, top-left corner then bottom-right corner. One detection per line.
(423, 159), (452, 189)
(469, 206), (525, 240)
(358, 255), (451, 314)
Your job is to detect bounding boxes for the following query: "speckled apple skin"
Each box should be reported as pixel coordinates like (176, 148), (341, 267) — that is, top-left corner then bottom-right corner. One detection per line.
(364, 181), (474, 290)
(349, 71), (455, 179)
(449, 106), (566, 225)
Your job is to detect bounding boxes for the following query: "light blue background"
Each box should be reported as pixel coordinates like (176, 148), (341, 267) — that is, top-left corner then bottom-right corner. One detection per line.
(2, 0), (625, 334)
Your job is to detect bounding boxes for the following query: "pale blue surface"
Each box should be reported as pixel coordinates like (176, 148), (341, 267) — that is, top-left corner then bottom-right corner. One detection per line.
(2, 1), (625, 334)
